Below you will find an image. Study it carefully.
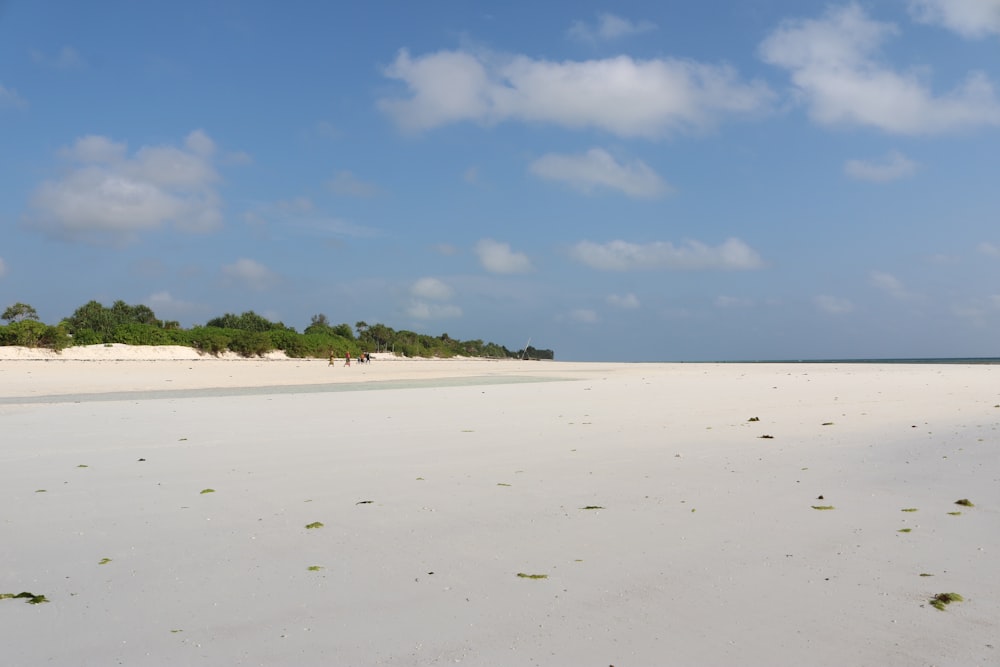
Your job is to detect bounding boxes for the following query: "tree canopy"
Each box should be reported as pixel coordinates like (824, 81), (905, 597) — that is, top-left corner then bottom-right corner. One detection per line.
(0, 300), (553, 359)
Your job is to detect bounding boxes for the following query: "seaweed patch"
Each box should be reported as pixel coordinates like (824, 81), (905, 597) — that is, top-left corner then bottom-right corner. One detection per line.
(929, 592), (963, 611)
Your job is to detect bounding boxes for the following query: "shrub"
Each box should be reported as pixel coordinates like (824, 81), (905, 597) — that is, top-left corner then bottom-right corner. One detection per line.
(187, 327), (231, 355)
(228, 330), (274, 357)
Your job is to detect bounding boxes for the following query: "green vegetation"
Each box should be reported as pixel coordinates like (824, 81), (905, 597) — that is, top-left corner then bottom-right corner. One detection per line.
(307, 565), (323, 571)
(200, 488), (215, 494)
(0, 301), (553, 359)
(811, 505), (835, 510)
(516, 573), (548, 579)
(901, 508), (918, 512)
(954, 498), (974, 507)
(1, 592), (49, 604)
(948, 511), (962, 516)
(305, 522), (324, 529)
(898, 528), (912, 533)
(929, 592), (963, 611)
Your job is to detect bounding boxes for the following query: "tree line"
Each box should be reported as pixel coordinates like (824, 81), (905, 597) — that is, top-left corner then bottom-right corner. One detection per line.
(0, 300), (554, 360)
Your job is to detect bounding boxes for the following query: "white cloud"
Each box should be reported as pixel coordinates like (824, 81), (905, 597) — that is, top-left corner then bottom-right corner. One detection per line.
(327, 170), (379, 197)
(570, 238), (765, 271)
(0, 83), (28, 109)
(379, 49), (773, 138)
(529, 148), (671, 198)
(815, 295), (855, 314)
(759, 3), (1000, 134)
(568, 13), (657, 42)
(411, 277), (454, 301)
(908, 0), (1000, 38)
(845, 150), (919, 182)
(406, 300), (462, 320)
(978, 241), (1000, 257)
(27, 131), (223, 242)
(607, 293), (640, 309)
(475, 238), (533, 274)
(31, 45), (85, 69)
(222, 258), (278, 291)
(570, 308), (599, 323)
(870, 271), (913, 299)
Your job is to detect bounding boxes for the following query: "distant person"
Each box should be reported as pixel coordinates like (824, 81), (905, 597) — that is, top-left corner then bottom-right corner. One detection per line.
(344, 351), (351, 367)
(329, 352), (336, 366)
(365, 352), (371, 363)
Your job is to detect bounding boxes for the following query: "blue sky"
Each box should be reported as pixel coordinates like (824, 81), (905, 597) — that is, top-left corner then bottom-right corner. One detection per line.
(2, 1), (999, 361)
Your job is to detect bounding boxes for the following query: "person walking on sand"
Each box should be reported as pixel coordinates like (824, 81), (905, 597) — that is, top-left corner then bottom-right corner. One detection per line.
(344, 351), (351, 367)
(329, 352), (336, 367)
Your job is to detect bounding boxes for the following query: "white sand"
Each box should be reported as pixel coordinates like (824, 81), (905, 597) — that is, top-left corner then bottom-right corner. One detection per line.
(1, 347), (998, 666)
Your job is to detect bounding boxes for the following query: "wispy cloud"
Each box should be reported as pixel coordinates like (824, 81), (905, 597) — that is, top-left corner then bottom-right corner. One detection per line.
(607, 293), (640, 309)
(529, 148), (671, 198)
(222, 258), (279, 291)
(26, 130), (223, 243)
(978, 241), (1000, 257)
(327, 170), (380, 197)
(870, 270), (915, 299)
(406, 301), (462, 320)
(475, 239), (533, 274)
(845, 150), (919, 182)
(568, 13), (657, 42)
(242, 196), (379, 239)
(570, 238), (765, 271)
(31, 45), (85, 69)
(760, 3), (1000, 133)
(908, 0), (1000, 39)
(379, 49), (773, 138)
(815, 295), (855, 314)
(570, 308), (599, 323)
(715, 295), (754, 308)
(0, 83), (28, 110)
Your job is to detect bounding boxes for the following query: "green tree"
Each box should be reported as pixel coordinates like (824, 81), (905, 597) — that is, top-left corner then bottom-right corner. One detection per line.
(2, 302), (39, 323)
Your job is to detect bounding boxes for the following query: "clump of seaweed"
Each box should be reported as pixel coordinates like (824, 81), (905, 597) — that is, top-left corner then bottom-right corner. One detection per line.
(305, 522), (324, 529)
(748, 417), (760, 422)
(580, 505), (605, 510)
(947, 511), (962, 516)
(98, 558), (112, 565)
(758, 434), (774, 439)
(898, 528), (912, 533)
(811, 505), (835, 510)
(0, 592), (49, 605)
(901, 508), (918, 512)
(516, 573), (548, 579)
(821, 422), (834, 426)
(954, 499), (974, 507)
(929, 592), (963, 611)
(200, 488), (215, 494)
(307, 565), (323, 571)
(920, 573), (934, 577)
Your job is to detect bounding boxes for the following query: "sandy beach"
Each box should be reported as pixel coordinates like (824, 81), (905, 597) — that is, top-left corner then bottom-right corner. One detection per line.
(1, 346), (997, 666)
